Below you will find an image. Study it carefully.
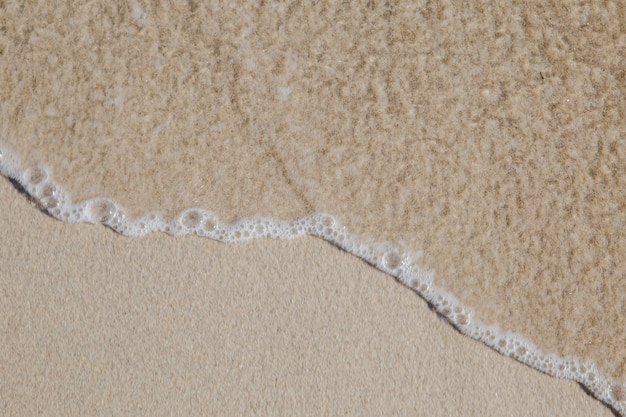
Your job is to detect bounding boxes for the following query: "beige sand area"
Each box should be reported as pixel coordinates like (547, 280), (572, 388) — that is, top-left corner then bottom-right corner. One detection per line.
(2, 0), (625, 391)
(1, 0), (625, 415)
(0, 176), (614, 417)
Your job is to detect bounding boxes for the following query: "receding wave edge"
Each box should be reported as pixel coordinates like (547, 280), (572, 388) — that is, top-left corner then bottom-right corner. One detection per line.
(1, 142), (624, 415)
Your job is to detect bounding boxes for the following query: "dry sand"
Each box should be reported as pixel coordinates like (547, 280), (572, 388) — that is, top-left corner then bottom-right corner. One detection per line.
(0, 176), (614, 417)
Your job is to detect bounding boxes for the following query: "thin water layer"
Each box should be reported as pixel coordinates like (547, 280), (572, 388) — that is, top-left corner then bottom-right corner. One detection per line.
(1, 0), (625, 414)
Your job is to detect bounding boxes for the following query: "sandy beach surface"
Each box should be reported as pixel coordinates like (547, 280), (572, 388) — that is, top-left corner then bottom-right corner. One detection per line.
(1, 176), (613, 416)
(2, 2), (624, 390)
(1, 1), (625, 415)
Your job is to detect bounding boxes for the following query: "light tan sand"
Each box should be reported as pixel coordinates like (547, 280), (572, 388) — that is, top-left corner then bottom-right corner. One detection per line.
(1, 0), (625, 412)
(0, 176), (613, 416)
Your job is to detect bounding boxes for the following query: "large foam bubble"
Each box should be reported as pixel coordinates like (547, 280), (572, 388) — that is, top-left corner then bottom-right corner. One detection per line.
(1, 142), (624, 415)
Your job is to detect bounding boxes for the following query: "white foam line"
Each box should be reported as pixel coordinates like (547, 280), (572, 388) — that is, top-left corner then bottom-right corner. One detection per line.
(1, 141), (624, 415)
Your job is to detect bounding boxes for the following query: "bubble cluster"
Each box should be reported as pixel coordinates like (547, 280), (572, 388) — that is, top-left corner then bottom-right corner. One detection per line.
(0, 142), (624, 416)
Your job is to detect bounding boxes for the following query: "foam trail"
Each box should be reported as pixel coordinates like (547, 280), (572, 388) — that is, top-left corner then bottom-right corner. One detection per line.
(1, 142), (624, 415)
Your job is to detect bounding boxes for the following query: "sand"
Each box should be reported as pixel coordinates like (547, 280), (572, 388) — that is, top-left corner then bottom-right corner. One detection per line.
(1, 0), (625, 415)
(2, 0), (625, 386)
(0, 176), (614, 416)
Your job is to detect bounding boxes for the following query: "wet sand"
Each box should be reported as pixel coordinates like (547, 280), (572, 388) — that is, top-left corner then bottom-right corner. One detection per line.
(0, 177), (614, 416)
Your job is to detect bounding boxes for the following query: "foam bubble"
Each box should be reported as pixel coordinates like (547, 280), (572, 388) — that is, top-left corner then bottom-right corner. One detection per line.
(456, 314), (469, 326)
(39, 183), (56, 199)
(383, 251), (402, 270)
(180, 209), (202, 229)
(27, 167), (47, 185)
(43, 197), (59, 209)
(87, 199), (117, 223)
(203, 216), (217, 232)
(320, 214), (335, 228)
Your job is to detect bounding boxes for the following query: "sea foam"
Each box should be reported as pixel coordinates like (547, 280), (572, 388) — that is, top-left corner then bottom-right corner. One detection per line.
(1, 142), (624, 414)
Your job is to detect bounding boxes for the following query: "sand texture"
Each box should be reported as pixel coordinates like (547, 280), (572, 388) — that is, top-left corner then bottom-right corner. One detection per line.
(0, 177), (615, 416)
(1, 0), (625, 414)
